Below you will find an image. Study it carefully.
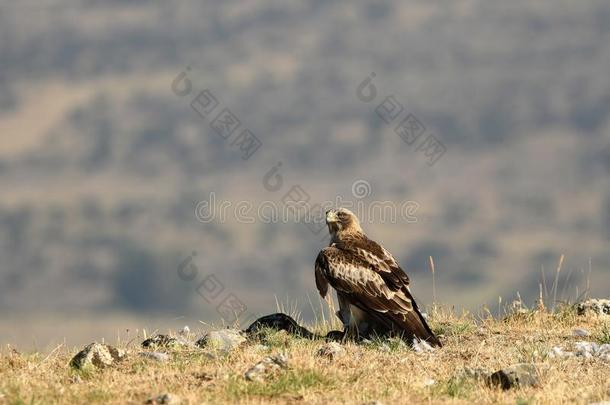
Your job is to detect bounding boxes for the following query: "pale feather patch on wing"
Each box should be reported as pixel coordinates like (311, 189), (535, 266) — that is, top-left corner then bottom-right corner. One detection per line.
(319, 248), (413, 314)
(354, 247), (392, 272)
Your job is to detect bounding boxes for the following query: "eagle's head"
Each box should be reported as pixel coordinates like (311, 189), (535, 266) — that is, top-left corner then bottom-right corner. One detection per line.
(325, 207), (363, 239)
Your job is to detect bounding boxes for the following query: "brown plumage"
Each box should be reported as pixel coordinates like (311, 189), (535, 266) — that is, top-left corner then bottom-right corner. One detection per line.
(315, 207), (441, 347)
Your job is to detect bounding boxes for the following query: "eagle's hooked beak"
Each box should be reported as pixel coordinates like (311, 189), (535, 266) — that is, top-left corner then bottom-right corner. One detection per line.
(326, 210), (338, 224)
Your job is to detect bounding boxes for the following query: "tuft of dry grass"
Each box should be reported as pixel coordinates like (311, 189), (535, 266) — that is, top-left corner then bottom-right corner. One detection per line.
(1, 305), (609, 404)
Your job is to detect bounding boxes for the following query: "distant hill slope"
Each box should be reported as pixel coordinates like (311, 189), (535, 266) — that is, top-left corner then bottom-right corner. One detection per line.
(0, 0), (609, 326)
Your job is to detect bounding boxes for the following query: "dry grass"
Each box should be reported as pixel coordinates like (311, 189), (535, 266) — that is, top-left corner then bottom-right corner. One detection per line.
(1, 305), (609, 404)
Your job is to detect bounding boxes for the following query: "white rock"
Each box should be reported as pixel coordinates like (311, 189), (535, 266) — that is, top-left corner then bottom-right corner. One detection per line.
(548, 346), (564, 358)
(547, 341), (610, 360)
(316, 342), (345, 359)
(197, 329), (246, 352)
(412, 338), (434, 353)
(244, 353), (288, 382)
(180, 325), (190, 335)
(575, 341), (598, 356)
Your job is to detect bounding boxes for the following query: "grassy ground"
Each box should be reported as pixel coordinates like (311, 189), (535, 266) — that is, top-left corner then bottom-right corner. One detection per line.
(1, 305), (609, 404)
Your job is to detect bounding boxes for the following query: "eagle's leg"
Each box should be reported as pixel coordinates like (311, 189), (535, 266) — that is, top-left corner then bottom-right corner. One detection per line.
(336, 293), (355, 340)
(335, 309), (348, 327)
(336, 293), (351, 328)
(336, 293), (373, 341)
(348, 305), (372, 340)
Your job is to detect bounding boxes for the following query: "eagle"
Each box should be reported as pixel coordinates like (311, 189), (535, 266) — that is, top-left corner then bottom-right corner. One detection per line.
(315, 208), (441, 347)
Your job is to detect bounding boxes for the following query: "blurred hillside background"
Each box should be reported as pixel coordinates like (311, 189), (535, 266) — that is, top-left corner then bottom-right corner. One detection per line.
(1, 0), (610, 349)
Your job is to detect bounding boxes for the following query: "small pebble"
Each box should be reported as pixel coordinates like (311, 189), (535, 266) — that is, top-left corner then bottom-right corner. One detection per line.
(549, 341), (610, 361)
(139, 352), (170, 362)
(573, 328), (590, 337)
(316, 342), (345, 359)
(244, 353), (288, 382)
(412, 338), (434, 353)
(146, 393), (181, 405)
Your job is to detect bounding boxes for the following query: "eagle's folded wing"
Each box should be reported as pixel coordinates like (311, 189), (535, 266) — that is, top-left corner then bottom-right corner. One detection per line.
(315, 245), (441, 347)
(314, 252), (329, 298)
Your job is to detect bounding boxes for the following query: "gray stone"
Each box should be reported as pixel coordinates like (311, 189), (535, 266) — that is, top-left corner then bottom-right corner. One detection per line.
(141, 334), (193, 349)
(573, 328), (591, 337)
(139, 351), (170, 362)
(196, 329), (246, 352)
(70, 343), (127, 370)
(549, 341), (610, 360)
(577, 299), (610, 316)
(574, 341), (610, 360)
(487, 363), (539, 390)
(316, 342), (345, 359)
(244, 353), (288, 382)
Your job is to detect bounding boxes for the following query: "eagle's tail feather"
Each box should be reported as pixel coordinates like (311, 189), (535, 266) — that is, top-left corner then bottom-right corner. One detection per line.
(385, 286), (441, 347)
(403, 308), (442, 347)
